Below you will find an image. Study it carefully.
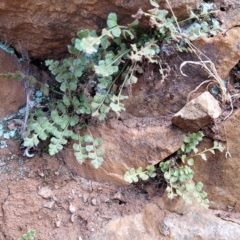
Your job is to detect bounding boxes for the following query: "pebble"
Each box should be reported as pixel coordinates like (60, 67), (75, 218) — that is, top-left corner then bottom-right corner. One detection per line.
(69, 203), (76, 213)
(91, 198), (97, 206)
(44, 201), (55, 209)
(38, 186), (53, 199)
(55, 221), (61, 228)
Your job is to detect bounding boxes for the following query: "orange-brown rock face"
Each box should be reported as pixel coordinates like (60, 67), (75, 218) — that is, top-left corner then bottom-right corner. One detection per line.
(193, 109), (240, 211)
(0, 0), (200, 59)
(0, 49), (26, 119)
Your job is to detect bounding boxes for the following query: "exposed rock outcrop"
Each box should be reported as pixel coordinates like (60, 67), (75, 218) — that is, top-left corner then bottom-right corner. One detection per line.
(193, 109), (240, 211)
(64, 115), (185, 185)
(90, 199), (240, 240)
(0, 49), (25, 119)
(0, 0), (200, 59)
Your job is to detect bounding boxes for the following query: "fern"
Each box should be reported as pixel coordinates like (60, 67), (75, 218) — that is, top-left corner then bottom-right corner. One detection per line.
(3, 0), (224, 169)
(18, 230), (36, 240)
(124, 131), (225, 209)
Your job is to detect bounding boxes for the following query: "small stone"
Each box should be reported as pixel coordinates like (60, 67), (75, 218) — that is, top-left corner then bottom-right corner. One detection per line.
(83, 193), (89, 203)
(55, 221), (61, 228)
(69, 203), (76, 213)
(38, 186), (53, 199)
(0, 161), (6, 167)
(44, 201), (55, 209)
(53, 195), (58, 201)
(87, 222), (95, 232)
(113, 191), (125, 202)
(91, 198), (97, 206)
(71, 214), (75, 223)
(38, 172), (45, 177)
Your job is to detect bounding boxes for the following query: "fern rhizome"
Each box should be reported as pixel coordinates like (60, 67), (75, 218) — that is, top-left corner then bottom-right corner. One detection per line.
(1, 0), (224, 170)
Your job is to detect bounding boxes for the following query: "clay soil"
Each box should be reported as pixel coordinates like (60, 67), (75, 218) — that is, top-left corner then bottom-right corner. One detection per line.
(0, 140), (154, 240)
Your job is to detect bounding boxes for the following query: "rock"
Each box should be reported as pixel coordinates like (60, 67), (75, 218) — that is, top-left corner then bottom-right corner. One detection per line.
(87, 222), (95, 232)
(43, 201), (55, 209)
(64, 117), (185, 185)
(0, 0), (199, 59)
(83, 193), (90, 203)
(162, 210), (240, 240)
(112, 191), (125, 202)
(91, 198), (97, 206)
(153, 191), (202, 215)
(71, 214), (75, 223)
(171, 91), (222, 131)
(55, 221), (61, 228)
(220, 1), (240, 30)
(195, 27), (240, 79)
(69, 203), (76, 213)
(193, 109), (240, 211)
(38, 186), (53, 199)
(0, 49), (26, 119)
(90, 201), (240, 240)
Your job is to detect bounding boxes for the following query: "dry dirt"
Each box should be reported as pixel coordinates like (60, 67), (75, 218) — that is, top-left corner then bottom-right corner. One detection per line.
(0, 140), (155, 240)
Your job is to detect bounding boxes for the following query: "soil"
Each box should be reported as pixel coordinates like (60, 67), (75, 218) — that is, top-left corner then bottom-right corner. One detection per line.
(0, 140), (154, 240)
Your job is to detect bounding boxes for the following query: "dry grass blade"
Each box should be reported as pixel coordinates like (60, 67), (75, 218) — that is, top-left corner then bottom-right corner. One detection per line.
(180, 60), (229, 104)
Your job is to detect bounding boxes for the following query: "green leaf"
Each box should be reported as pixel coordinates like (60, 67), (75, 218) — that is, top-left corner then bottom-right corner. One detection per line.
(186, 183), (195, 191)
(94, 57), (119, 77)
(181, 154), (187, 163)
(107, 13), (118, 28)
(139, 172), (149, 181)
(91, 157), (104, 168)
(110, 102), (121, 112)
(96, 148), (105, 155)
(93, 138), (102, 146)
(24, 136), (39, 147)
(88, 152), (96, 159)
(111, 26), (121, 37)
(187, 158), (194, 166)
(199, 191), (208, 199)
(77, 29), (90, 39)
(195, 182), (204, 192)
(86, 145), (94, 152)
(28, 76), (37, 86)
(15, 71), (25, 81)
(74, 152), (88, 164)
(70, 115), (79, 126)
(146, 165), (155, 172)
(84, 135), (94, 143)
(184, 136), (190, 143)
(164, 172), (171, 180)
(98, 113), (107, 121)
(124, 169), (136, 183)
(63, 95), (71, 106)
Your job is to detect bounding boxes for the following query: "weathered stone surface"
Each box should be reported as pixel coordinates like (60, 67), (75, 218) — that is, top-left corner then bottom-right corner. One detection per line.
(171, 91), (222, 131)
(0, 49), (26, 119)
(216, 1), (240, 30)
(0, 0), (200, 59)
(124, 23), (240, 119)
(162, 210), (240, 240)
(90, 201), (240, 240)
(64, 116), (185, 185)
(195, 27), (240, 79)
(193, 109), (240, 211)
